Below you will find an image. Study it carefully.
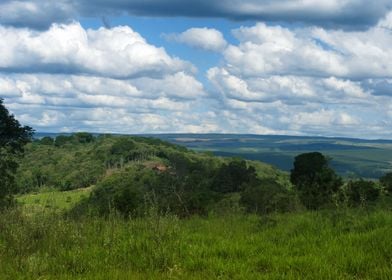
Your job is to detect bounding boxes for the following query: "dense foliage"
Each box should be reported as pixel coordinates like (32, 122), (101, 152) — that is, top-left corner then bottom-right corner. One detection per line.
(0, 99), (33, 208)
(16, 133), (291, 216)
(290, 152), (342, 209)
(380, 172), (392, 195)
(13, 131), (390, 217)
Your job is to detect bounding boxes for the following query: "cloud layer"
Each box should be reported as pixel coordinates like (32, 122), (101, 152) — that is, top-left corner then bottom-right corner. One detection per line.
(1, 4), (392, 138)
(0, 22), (212, 133)
(206, 15), (392, 138)
(1, 0), (391, 30)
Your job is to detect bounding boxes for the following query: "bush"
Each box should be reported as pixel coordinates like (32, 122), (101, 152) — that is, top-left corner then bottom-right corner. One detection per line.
(240, 179), (297, 214)
(54, 135), (73, 147)
(380, 172), (392, 195)
(344, 179), (380, 206)
(212, 159), (257, 193)
(87, 167), (150, 216)
(40, 136), (54, 145)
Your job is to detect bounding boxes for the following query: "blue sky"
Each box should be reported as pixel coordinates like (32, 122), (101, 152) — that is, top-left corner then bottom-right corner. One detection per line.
(1, 0), (392, 139)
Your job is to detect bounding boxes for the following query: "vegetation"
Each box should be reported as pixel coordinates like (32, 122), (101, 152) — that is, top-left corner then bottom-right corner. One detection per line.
(14, 131), (290, 217)
(0, 98), (33, 208)
(0, 101), (391, 279)
(1, 203), (392, 279)
(155, 134), (392, 179)
(380, 172), (392, 194)
(290, 152), (342, 209)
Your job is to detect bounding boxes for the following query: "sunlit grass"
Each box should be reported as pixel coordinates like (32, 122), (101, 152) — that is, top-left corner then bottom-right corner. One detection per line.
(16, 187), (93, 215)
(1, 205), (391, 279)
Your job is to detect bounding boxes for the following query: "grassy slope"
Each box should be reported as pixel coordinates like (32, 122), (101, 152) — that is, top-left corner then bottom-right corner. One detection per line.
(1, 189), (392, 279)
(16, 187), (93, 215)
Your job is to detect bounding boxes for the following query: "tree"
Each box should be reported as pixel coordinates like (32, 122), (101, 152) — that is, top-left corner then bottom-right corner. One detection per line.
(290, 152), (342, 209)
(380, 172), (392, 195)
(40, 136), (54, 145)
(212, 159), (257, 193)
(74, 132), (94, 144)
(54, 135), (73, 146)
(344, 179), (380, 206)
(240, 179), (298, 214)
(0, 98), (33, 208)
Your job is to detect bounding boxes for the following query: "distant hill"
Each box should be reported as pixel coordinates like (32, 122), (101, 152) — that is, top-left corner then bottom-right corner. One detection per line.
(35, 133), (392, 178)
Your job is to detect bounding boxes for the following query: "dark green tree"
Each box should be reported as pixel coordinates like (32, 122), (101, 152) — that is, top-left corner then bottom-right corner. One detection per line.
(380, 172), (392, 195)
(212, 159), (257, 193)
(54, 135), (73, 146)
(40, 136), (54, 145)
(345, 179), (380, 206)
(240, 179), (297, 214)
(0, 98), (33, 208)
(290, 152), (342, 209)
(74, 132), (94, 144)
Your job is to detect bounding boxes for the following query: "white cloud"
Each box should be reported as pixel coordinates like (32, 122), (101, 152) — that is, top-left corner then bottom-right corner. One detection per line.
(0, 22), (193, 78)
(207, 68), (371, 104)
(1, 73), (205, 108)
(205, 15), (392, 138)
(2, 13), (392, 138)
(223, 20), (392, 79)
(290, 109), (359, 127)
(164, 27), (227, 52)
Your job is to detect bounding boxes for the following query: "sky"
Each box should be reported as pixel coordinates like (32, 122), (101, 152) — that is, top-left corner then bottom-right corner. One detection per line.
(1, 0), (392, 139)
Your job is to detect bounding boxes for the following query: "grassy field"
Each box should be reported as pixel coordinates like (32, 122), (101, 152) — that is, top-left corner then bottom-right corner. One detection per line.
(1, 189), (392, 279)
(16, 187), (93, 215)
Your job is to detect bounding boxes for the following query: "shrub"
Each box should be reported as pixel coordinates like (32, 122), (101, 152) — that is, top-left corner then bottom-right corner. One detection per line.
(240, 179), (297, 214)
(380, 172), (392, 195)
(344, 179), (380, 206)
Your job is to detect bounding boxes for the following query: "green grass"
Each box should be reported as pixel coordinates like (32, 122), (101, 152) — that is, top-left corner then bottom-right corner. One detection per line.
(16, 187), (93, 215)
(1, 205), (391, 279)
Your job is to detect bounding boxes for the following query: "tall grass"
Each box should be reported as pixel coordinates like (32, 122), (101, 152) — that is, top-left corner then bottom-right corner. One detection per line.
(1, 206), (391, 279)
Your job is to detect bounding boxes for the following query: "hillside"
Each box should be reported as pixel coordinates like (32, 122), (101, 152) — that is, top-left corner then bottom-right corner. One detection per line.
(2, 134), (391, 279)
(35, 133), (392, 179)
(17, 133), (291, 217)
(152, 134), (392, 179)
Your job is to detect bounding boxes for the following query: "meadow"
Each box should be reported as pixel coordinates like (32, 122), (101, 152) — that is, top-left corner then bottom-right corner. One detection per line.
(1, 189), (391, 279)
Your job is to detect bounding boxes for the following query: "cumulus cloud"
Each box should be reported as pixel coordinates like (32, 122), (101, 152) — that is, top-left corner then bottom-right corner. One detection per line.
(0, 73), (205, 107)
(0, 18), (218, 134)
(164, 28), (227, 52)
(2, 72), (211, 133)
(1, 0), (391, 30)
(207, 68), (371, 104)
(205, 15), (392, 138)
(222, 21), (392, 79)
(0, 22), (193, 78)
(2, 4), (392, 138)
